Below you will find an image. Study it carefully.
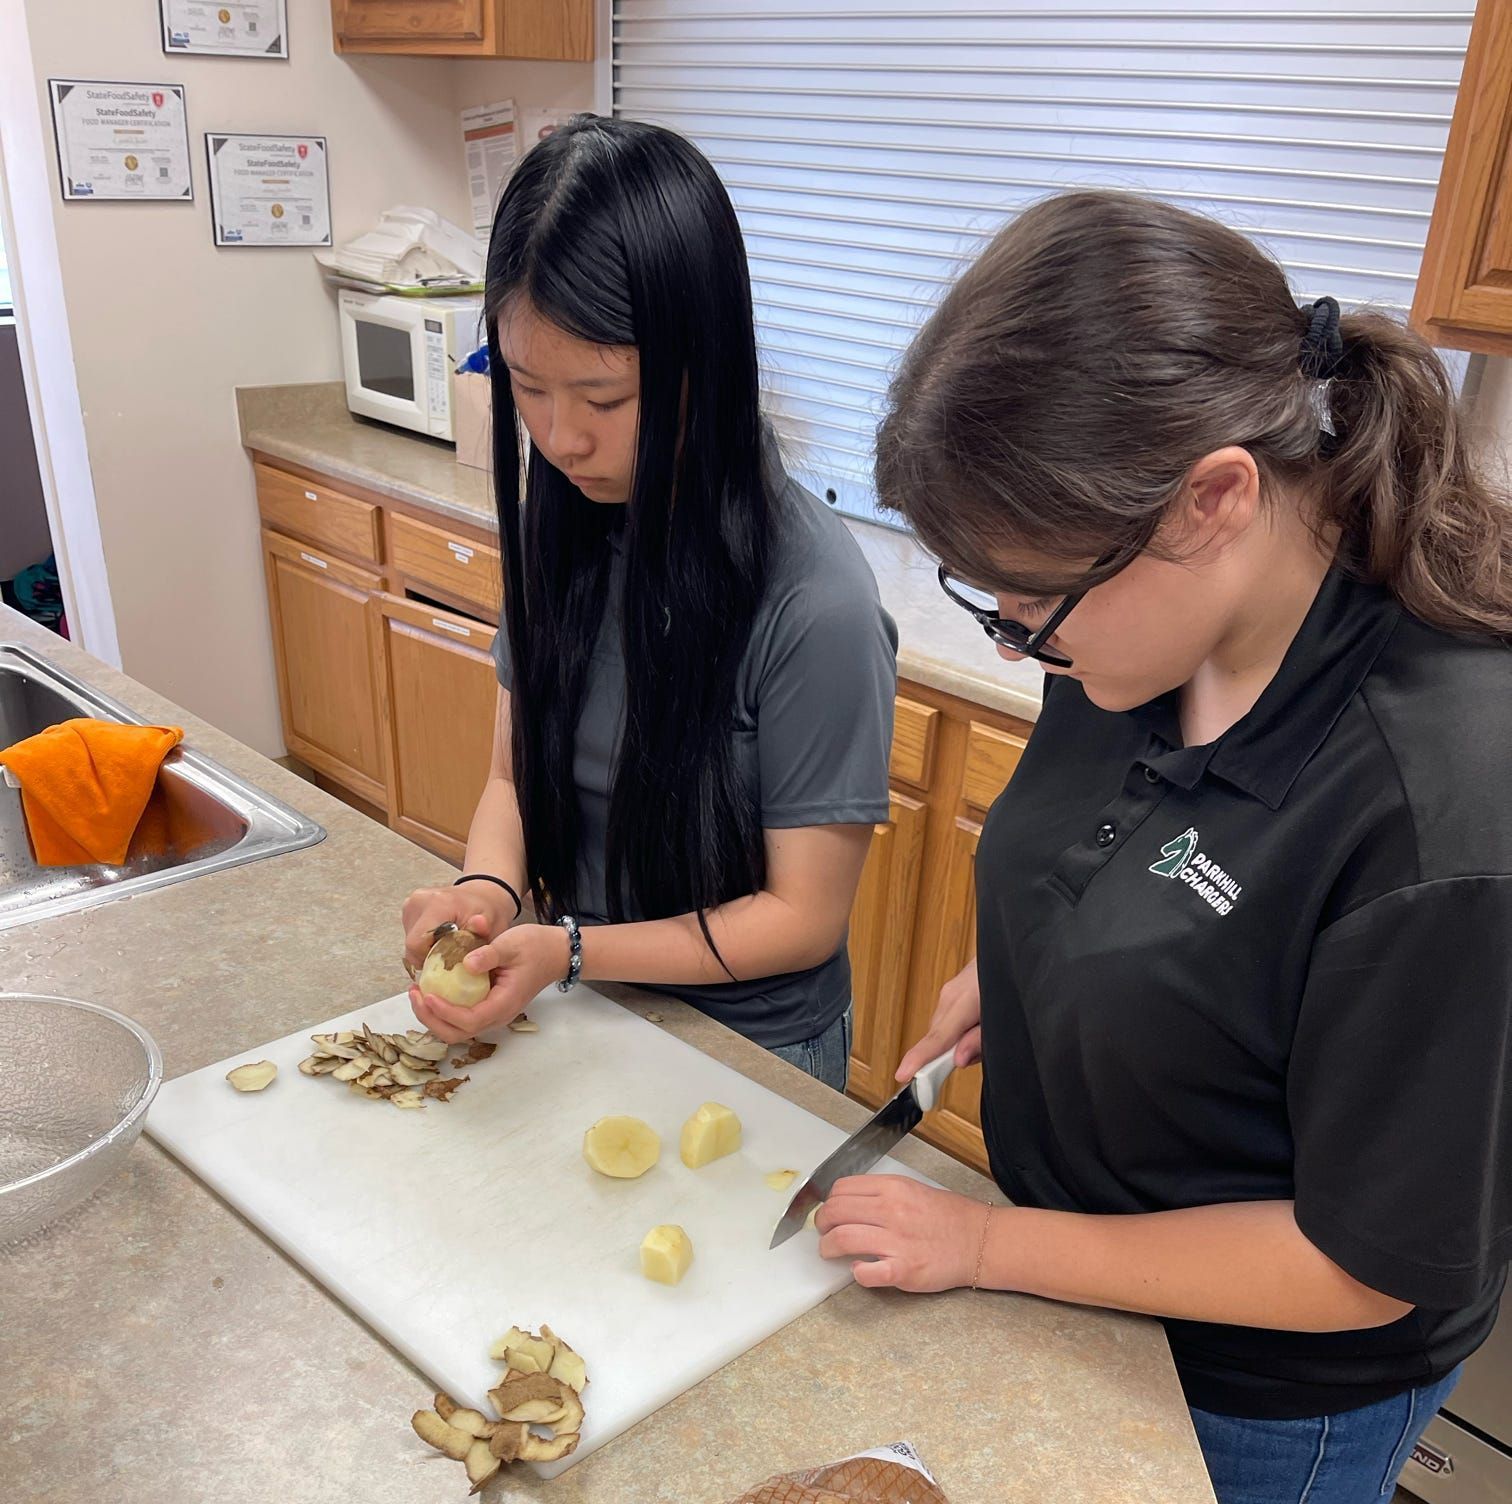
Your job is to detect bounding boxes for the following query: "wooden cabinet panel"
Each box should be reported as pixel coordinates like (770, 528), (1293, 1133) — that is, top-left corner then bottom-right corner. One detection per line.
(261, 530), (386, 805)
(331, 0), (592, 58)
(372, 595), (498, 863)
(388, 510), (503, 619)
(501, 0), (591, 60)
(916, 817), (987, 1172)
(1411, 0), (1512, 354)
(888, 697), (939, 789)
(333, 0), (488, 45)
(961, 721), (1027, 817)
(847, 790), (928, 1107)
(255, 463), (381, 565)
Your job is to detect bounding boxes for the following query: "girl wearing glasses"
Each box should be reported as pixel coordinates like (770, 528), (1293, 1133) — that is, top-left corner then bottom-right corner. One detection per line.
(399, 116), (897, 1090)
(822, 190), (1511, 1503)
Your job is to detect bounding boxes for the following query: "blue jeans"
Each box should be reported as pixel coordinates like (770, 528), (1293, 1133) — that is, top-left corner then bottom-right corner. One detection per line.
(1191, 1367), (1462, 1504)
(770, 1004), (853, 1092)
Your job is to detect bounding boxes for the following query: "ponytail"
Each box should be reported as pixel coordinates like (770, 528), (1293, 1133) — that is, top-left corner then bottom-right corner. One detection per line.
(1322, 312), (1512, 638)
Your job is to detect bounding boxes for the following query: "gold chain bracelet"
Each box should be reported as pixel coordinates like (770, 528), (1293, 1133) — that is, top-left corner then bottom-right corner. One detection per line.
(971, 1204), (996, 1290)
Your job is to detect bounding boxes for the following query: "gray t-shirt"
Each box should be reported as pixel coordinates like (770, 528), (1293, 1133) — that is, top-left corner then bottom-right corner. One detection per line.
(493, 459), (898, 1047)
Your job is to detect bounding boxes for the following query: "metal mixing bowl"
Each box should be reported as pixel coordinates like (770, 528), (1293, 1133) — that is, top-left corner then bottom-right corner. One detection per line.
(0, 993), (162, 1244)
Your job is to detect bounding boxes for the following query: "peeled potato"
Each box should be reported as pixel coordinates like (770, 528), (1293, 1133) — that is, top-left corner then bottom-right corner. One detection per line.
(640, 1224), (694, 1286)
(583, 1116), (661, 1179)
(417, 926), (490, 1009)
(680, 1102), (742, 1168)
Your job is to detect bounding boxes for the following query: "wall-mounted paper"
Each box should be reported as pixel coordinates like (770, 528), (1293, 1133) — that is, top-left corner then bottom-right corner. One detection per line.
(49, 80), (193, 202)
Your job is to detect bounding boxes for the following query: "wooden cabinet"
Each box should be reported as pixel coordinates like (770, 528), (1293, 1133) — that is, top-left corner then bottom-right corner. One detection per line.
(371, 594), (498, 863)
(847, 790), (927, 1107)
(261, 529), (387, 806)
(848, 688), (1032, 1174)
(331, 0), (593, 59)
(254, 460), (504, 863)
(1412, 0), (1512, 355)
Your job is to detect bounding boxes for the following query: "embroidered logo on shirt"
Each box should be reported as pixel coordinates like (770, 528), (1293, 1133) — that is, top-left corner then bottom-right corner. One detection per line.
(1149, 827), (1243, 916)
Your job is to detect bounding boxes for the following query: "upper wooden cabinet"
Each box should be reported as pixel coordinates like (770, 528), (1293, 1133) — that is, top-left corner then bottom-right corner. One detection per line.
(1412, 0), (1512, 356)
(331, 0), (593, 58)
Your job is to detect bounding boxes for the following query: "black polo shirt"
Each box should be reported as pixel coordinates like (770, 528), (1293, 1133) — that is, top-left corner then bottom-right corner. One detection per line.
(975, 567), (1512, 1419)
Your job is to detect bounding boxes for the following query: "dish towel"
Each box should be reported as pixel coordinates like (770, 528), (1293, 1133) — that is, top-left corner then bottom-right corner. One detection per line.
(0, 717), (184, 867)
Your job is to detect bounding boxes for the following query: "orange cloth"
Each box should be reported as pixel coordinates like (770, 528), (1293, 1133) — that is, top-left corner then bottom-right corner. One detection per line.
(0, 717), (184, 867)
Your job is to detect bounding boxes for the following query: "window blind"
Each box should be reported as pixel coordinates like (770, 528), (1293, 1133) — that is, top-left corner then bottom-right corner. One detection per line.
(611, 1), (1472, 526)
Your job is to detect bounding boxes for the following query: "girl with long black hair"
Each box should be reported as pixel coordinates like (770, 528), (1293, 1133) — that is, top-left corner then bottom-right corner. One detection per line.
(400, 116), (897, 1089)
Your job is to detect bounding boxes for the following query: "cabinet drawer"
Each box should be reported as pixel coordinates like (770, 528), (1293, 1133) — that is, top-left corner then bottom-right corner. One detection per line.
(962, 722), (1028, 813)
(889, 697), (939, 789)
(387, 510), (502, 618)
(255, 463), (381, 564)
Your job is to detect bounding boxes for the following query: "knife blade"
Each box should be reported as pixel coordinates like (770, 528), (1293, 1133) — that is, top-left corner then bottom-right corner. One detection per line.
(769, 1048), (956, 1249)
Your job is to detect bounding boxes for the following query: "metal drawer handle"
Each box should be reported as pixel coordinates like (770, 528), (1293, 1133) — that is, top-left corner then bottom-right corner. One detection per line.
(299, 551), (328, 570)
(432, 618), (471, 638)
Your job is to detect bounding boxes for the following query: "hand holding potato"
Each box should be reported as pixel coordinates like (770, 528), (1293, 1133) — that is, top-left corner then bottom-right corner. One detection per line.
(401, 880), (519, 977)
(410, 920), (570, 1043)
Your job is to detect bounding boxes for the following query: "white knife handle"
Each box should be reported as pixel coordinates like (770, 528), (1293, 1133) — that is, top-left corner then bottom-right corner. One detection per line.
(911, 1048), (957, 1115)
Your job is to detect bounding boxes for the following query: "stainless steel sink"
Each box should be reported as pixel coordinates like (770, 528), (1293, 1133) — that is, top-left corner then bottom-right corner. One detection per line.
(0, 644), (324, 931)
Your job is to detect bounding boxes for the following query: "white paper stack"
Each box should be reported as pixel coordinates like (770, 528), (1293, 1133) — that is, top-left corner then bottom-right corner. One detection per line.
(316, 205), (484, 287)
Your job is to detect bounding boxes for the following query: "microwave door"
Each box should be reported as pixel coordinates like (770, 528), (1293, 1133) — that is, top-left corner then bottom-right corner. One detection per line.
(356, 319), (417, 403)
(343, 306), (428, 428)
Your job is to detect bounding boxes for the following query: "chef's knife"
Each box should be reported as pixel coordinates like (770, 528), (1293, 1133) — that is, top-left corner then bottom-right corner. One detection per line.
(769, 1049), (957, 1249)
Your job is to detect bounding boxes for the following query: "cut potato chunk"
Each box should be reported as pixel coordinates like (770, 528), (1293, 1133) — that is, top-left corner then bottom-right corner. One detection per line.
(764, 1169), (799, 1192)
(583, 1116), (661, 1179)
(226, 1061), (277, 1092)
(640, 1224), (694, 1286)
(680, 1102), (742, 1168)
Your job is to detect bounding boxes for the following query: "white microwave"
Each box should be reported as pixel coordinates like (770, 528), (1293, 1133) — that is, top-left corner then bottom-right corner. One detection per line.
(339, 289), (483, 441)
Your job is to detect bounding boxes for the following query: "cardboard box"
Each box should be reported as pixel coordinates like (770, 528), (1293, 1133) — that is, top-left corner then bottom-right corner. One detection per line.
(453, 371), (492, 473)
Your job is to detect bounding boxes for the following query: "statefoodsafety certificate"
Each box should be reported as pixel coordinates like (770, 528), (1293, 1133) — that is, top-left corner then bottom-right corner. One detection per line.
(49, 80), (193, 202)
(206, 133), (330, 247)
(161, 0), (288, 57)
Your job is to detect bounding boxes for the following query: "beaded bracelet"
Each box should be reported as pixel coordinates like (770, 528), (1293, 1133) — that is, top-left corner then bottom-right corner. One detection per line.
(556, 914), (583, 993)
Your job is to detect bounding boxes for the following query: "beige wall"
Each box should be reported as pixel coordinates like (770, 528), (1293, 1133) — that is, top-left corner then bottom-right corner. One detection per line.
(20, 0), (590, 755)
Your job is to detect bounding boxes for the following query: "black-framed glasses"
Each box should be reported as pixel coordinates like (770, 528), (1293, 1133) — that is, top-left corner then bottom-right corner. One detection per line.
(936, 563), (1097, 669)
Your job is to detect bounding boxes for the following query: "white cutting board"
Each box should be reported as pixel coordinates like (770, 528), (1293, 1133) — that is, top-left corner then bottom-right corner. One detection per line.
(147, 988), (933, 1476)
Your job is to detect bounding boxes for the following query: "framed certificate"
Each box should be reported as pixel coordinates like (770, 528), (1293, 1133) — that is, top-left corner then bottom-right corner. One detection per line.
(161, 0), (288, 58)
(48, 80), (193, 202)
(206, 133), (330, 248)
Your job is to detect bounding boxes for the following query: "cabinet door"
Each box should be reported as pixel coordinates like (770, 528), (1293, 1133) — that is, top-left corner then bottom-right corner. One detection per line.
(914, 816), (988, 1172)
(906, 718), (1028, 1174)
(332, 0), (490, 48)
(262, 529), (386, 805)
(331, 0), (592, 58)
(847, 790), (928, 1107)
(372, 594), (498, 863)
(1411, 0), (1512, 354)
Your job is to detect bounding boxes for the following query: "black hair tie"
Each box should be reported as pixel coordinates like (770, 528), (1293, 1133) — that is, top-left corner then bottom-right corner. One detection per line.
(1298, 296), (1344, 380)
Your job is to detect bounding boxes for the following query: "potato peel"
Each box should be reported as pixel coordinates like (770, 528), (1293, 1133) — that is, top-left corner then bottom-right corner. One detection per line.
(464, 1438), (500, 1493)
(226, 1061), (277, 1092)
(412, 1409), (473, 1461)
(300, 1027), (487, 1109)
(415, 1328), (586, 1490)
